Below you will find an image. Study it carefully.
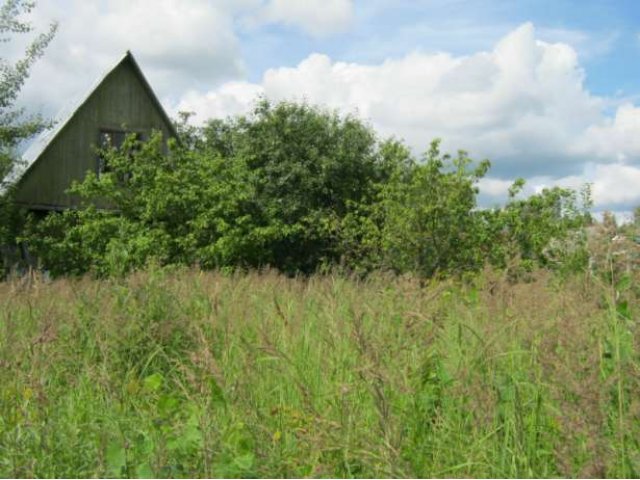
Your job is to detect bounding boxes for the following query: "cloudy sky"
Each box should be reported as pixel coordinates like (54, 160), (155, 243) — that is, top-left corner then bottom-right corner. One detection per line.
(12, 0), (640, 216)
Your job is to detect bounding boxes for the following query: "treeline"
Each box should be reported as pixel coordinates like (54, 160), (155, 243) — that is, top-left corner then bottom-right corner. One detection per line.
(6, 100), (592, 278)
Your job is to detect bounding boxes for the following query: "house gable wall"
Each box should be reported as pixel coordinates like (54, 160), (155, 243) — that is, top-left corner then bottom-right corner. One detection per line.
(14, 58), (173, 210)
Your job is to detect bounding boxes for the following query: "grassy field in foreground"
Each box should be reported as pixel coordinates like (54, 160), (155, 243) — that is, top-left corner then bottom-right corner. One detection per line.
(0, 268), (638, 478)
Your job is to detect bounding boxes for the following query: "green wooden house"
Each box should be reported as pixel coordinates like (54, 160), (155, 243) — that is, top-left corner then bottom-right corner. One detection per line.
(6, 50), (177, 211)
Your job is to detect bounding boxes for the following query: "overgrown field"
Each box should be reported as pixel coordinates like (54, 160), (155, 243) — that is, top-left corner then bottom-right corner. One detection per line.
(0, 268), (638, 478)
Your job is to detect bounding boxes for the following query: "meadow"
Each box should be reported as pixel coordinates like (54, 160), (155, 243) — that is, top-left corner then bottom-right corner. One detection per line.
(0, 266), (638, 478)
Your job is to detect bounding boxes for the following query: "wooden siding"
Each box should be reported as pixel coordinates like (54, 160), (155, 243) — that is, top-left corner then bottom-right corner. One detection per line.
(14, 57), (174, 210)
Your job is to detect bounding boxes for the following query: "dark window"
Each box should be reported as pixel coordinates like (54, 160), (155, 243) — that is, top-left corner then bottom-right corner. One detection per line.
(97, 129), (144, 180)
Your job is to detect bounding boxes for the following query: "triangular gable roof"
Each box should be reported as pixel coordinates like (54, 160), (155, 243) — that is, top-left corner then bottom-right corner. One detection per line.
(1, 50), (177, 193)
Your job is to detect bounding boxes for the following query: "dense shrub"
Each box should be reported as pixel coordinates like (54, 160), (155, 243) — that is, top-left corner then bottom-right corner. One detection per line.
(21, 100), (591, 278)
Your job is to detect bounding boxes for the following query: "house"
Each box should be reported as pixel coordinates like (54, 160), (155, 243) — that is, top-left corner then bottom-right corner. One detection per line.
(6, 50), (177, 212)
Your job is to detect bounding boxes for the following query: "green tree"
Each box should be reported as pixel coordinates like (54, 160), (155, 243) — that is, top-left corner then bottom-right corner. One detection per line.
(26, 101), (403, 276)
(0, 0), (56, 272)
(25, 133), (207, 276)
(23, 99), (592, 279)
(200, 99), (394, 273)
(1, 0), (57, 180)
(380, 139), (491, 277)
(485, 182), (592, 273)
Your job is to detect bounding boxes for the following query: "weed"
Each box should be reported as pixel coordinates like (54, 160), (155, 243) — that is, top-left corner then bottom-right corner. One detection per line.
(0, 268), (638, 477)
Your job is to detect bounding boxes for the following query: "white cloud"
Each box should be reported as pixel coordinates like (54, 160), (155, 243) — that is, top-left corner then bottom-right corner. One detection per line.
(520, 162), (640, 212)
(477, 177), (514, 197)
(589, 163), (640, 206)
(537, 27), (618, 60)
(258, 0), (354, 37)
(575, 104), (640, 162)
(178, 22), (640, 211)
(94, 0), (244, 81)
(17, 0), (248, 117)
(16, 0), (353, 118)
(183, 24), (607, 173)
(176, 82), (264, 120)
(556, 163), (640, 208)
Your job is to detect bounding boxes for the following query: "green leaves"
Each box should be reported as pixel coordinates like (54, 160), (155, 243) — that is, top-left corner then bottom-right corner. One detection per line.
(142, 373), (163, 393)
(492, 183), (592, 273)
(0, 1), (57, 276)
(105, 440), (127, 477)
(380, 140), (488, 277)
(0, 0), (57, 153)
(22, 99), (591, 279)
(25, 101), (394, 276)
(199, 99), (387, 273)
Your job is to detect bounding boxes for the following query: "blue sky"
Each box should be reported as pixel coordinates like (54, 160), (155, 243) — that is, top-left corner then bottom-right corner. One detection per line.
(13, 0), (640, 216)
(237, 0), (640, 96)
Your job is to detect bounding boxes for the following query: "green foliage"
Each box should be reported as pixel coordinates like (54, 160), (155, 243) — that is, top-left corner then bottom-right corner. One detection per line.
(198, 99), (393, 273)
(0, 0), (56, 179)
(485, 183), (593, 274)
(26, 101), (398, 276)
(23, 99), (591, 279)
(0, 0), (56, 272)
(380, 140), (491, 277)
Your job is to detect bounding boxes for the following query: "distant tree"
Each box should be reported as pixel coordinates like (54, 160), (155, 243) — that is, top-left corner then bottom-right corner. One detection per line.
(492, 183), (592, 273)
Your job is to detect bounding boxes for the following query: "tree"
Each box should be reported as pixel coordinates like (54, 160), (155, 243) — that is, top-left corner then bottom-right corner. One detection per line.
(25, 101), (404, 276)
(0, 0), (56, 273)
(1, 0), (57, 180)
(201, 99), (390, 273)
(380, 140), (491, 277)
(484, 182), (592, 274)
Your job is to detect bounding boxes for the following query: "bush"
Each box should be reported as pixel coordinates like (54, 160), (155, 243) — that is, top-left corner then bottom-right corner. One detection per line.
(23, 100), (592, 279)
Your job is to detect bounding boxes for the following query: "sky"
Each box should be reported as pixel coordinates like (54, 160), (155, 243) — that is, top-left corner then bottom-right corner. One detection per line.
(10, 0), (640, 217)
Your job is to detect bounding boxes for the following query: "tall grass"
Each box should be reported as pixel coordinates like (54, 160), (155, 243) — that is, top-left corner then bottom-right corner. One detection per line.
(0, 267), (638, 478)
